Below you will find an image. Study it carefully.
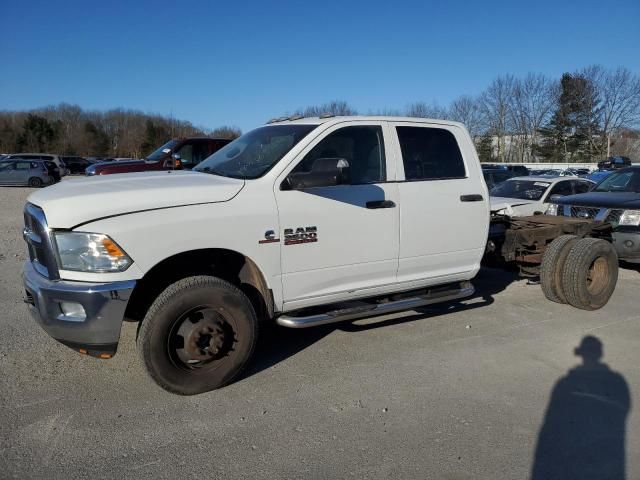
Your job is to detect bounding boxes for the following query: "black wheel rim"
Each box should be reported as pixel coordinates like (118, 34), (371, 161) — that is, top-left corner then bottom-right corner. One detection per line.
(167, 305), (238, 371)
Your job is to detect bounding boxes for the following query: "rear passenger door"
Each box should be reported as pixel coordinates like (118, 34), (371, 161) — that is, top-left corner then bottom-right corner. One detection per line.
(391, 122), (489, 284)
(14, 161), (32, 184)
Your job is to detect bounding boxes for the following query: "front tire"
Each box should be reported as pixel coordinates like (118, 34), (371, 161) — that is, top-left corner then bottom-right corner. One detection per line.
(137, 276), (258, 395)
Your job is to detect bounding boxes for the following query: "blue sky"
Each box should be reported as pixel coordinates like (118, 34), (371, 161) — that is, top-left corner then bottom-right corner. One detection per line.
(1, 0), (639, 132)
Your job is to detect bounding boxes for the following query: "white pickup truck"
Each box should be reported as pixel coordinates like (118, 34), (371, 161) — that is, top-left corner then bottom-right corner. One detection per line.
(21, 116), (619, 394)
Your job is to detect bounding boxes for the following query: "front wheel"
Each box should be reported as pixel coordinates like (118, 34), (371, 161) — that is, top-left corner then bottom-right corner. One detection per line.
(137, 276), (258, 395)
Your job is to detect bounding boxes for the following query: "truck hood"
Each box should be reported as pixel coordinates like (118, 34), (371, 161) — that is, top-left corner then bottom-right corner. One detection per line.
(490, 196), (534, 213)
(554, 191), (640, 209)
(28, 171), (245, 228)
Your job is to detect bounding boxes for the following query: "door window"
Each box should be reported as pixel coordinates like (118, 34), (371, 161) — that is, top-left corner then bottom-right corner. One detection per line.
(547, 180), (573, 199)
(573, 181), (592, 194)
(396, 126), (465, 180)
(291, 125), (386, 184)
(192, 142), (211, 166)
(15, 161), (31, 170)
(175, 144), (194, 166)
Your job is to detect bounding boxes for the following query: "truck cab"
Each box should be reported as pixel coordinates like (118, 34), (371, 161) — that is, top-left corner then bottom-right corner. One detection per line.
(23, 116), (490, 394)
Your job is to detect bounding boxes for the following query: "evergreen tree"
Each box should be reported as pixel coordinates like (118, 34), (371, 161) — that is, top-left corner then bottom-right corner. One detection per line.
(477, 134), (494, 163)
(84, 121), (110, 156)
(537, 73), (603, 162)
(17, 114), (57, 152)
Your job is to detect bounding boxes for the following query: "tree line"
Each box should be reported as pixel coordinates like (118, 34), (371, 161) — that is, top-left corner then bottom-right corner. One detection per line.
(2, 65), (638, 162)
(289, 66), (640, 163)
(0, 104), (241, 158)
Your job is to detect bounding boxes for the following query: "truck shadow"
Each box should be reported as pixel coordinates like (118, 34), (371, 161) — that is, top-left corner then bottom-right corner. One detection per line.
(242, 267), (519, 380)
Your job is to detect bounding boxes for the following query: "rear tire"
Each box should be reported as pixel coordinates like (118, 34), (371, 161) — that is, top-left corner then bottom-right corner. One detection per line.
(561, 238), (618, 311)
(28, 177), (43, 188)
(137, 275), (258, 395)
(540, 235), (578, 304)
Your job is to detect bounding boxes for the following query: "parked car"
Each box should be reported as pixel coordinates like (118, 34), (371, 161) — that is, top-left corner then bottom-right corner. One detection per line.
(43, 160), (62, 182)
(483, 168), (516, 189)
(565, 167), (591, 177)
(0, 159), (53, 187)
(86, 138), (231, 176)
(482, 163), (529, 176)
(597, 156), (631, 170)
(490, 176), (594, 216)
(61, 156), (93, 175)
(3, 153), (68, 176)
(586, 169), (615, 184)
(547, 166), (640, 263)
(22, 115), (621, 395)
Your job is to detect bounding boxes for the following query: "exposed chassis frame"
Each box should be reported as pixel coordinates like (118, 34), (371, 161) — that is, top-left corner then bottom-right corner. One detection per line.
(487, 215), (613, 276)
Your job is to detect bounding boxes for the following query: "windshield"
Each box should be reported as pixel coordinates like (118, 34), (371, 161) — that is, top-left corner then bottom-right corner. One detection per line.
(147, 139), (179, 161)
(593, 170), (640, 193)
(194, 124), (317, 179)
(490, 180), (551, 200)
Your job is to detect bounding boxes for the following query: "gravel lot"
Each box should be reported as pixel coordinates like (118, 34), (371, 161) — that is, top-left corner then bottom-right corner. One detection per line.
(1, 185), (639, 479)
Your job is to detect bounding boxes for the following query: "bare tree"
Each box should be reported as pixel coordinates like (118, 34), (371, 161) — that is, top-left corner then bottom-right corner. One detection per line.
(448, 95), (485, 140)
(480, 75), (516, 162)
(210, 126), (242, 139)
(405, 101), (449, 119)
(294, 100), (357, 117)
(509, 74), (558, 162)
(590, 66), (640, 156)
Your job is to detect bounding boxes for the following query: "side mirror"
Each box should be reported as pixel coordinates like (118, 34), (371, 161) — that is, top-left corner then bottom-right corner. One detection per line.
(283, 158), (350, 190)
(549, 194), (563, 202)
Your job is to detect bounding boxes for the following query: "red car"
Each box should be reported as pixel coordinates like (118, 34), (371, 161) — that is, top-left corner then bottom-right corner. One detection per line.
(85, 137), (231, 176)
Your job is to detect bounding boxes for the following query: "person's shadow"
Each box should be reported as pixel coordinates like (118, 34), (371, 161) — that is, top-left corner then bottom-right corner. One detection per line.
(531, 336), (631, 480)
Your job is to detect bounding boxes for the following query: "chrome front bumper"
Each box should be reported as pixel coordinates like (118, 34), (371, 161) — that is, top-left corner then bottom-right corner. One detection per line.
(22, 261), (136, 357)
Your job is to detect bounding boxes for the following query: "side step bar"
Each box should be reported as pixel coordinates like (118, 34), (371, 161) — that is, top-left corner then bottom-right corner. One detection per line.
(276, 281), (475, 329)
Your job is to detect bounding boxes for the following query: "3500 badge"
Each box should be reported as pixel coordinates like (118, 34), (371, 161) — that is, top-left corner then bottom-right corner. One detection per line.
(284, 226), (318, 246)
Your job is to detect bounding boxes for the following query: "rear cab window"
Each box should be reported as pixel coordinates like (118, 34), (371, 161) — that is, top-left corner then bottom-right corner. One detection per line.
(394, 125), (466, 181)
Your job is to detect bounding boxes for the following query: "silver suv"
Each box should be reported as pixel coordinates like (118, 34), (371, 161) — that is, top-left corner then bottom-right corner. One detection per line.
(0, 159), (53, 187)
(3, 153), (68, 176)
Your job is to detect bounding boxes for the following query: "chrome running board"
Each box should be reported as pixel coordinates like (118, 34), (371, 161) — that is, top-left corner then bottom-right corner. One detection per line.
(276, 282), (474, 328)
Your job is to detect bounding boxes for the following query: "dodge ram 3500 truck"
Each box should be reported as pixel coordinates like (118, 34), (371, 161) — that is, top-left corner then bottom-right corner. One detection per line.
(21, 116), (620, 395)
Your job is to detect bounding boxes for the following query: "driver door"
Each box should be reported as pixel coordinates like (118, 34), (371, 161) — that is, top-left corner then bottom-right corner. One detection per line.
(275, 122), (399, 309)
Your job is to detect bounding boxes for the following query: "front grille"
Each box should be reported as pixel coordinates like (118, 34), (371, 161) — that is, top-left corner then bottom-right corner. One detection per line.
(23, 203), (59, 279)
(558, 204), (625, 226)
(569, 206), (601, 220)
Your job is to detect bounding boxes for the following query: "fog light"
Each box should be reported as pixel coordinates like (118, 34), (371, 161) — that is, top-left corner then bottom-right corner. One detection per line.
(59, 302), (86, 321)
(624, 240), (634, 248)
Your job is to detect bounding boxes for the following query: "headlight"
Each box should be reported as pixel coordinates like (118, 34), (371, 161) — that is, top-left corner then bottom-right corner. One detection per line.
(546, 204), (559, 215)
(619, 209), (640, 226)
(54, 232), (132, 272)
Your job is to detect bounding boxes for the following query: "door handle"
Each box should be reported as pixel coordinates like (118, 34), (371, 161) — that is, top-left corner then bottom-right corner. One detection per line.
(366, 200), (396, 209)
(460, 194), (484, 202)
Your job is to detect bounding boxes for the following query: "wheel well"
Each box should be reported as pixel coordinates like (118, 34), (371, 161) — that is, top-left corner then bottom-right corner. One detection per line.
(125, 249), (274, 323)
